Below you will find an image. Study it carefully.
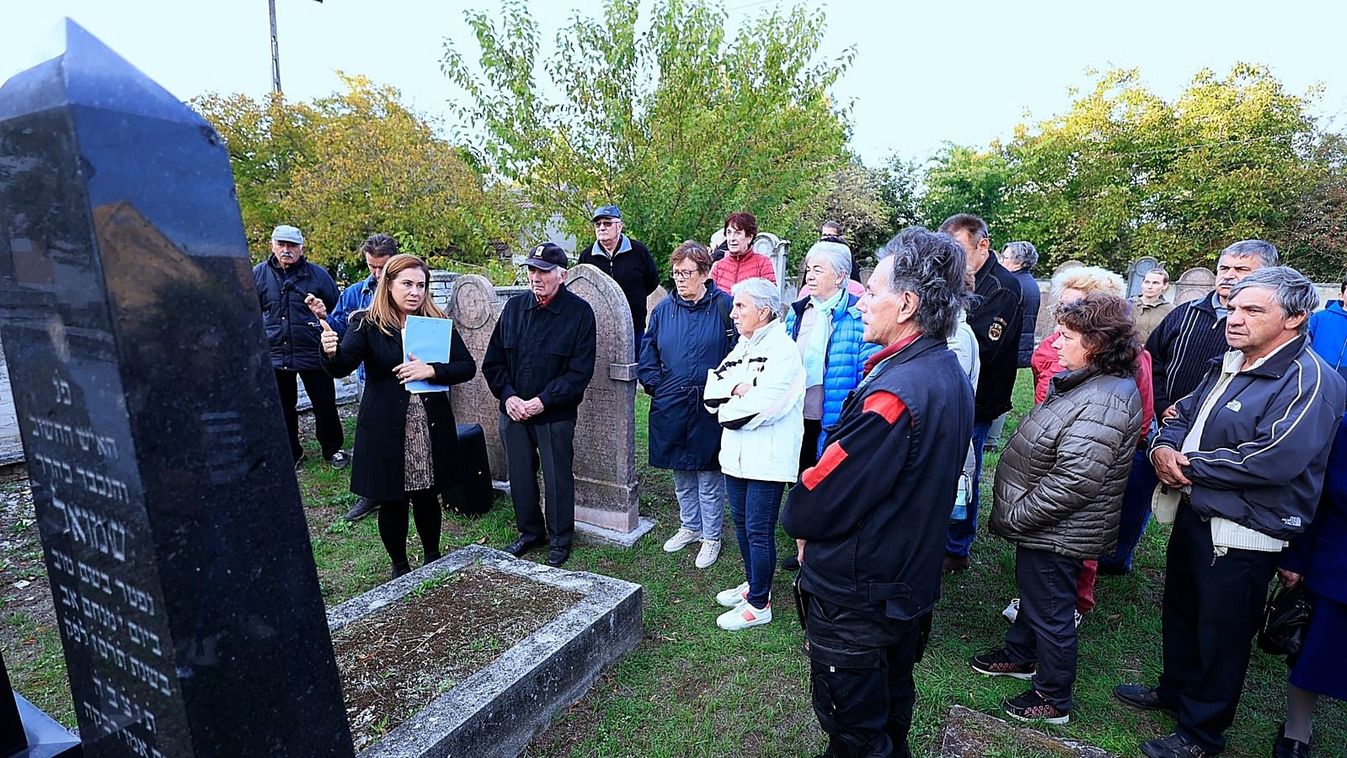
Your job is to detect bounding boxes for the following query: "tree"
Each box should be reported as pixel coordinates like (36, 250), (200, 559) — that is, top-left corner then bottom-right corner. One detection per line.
(818, 156), (898, 260)
(917, 144), (1012, 239)
(442, 0), (853, 269)
(194, 76), (527, 277)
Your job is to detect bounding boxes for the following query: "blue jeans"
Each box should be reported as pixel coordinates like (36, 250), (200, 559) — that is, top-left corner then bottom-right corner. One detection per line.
(672, 469), (725, 542)
(1098, 447), (1157, 572)
(724, 475), (785, 608)
(946, 420), (992, 558)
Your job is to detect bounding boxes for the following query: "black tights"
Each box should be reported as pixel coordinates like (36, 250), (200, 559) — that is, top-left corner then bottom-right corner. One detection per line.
(377, 490), (441, 569)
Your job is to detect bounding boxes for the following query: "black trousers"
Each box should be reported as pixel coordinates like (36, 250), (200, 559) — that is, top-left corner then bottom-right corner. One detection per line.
(500, 415), (577, 549)
(804, 593), (923, 758)
(274, 369), (344, 461)
(1157, 504), (1280, 754)
(799, 418), (824, 474)
(376, 489), (441, 568)
(1003, 545), (1082, 712)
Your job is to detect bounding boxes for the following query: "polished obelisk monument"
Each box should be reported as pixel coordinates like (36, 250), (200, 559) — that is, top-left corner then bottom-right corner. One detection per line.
(0, 21), (353, 756)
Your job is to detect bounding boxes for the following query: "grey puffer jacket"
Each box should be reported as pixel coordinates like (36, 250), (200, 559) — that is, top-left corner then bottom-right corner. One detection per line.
(991, 368), (1143, 559)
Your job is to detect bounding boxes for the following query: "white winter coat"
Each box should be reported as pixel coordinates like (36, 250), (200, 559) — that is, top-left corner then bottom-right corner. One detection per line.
(704, 319), (805, 483)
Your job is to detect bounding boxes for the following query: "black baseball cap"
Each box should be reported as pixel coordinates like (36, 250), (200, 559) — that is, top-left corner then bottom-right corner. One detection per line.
(523, 242), (569, 271)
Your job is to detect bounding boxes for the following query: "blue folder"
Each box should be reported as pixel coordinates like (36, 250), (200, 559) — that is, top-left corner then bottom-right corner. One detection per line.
(401, 315), (453, 394)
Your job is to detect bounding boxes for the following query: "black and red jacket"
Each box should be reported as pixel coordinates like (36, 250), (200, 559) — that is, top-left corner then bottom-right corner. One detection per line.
(782, 334), (974, 620)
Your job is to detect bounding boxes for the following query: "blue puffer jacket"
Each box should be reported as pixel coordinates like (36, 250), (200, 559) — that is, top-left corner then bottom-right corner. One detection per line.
(1309, 300), (1347, 379)
(638, 283), (737, 470)
(252, 255), (339, 372)
(785, 293), (881, 455)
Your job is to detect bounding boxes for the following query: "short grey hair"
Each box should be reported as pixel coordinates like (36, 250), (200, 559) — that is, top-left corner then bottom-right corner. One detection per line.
(731, 277), (784, 321)
(1220, 239), (1279, 268)
(1229, 266), (1320, 333)
(875, 227), (969, 339)
(805, 241), (852, 279)
(1001, 241), (1039, 271)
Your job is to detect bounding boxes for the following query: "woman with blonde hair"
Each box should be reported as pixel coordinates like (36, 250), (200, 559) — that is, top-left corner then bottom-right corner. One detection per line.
(322, 254), (476, 578)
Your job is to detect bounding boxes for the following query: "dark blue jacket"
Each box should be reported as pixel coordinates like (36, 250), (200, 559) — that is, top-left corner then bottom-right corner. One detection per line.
(252, 255), (339, 372)
(784, 293), (880, 455)
(1152, 335), (1346, 540)
(1012, 269), (1041, 369)
(1282, 414), (1347, 605)
(1309, 300), (1347, 380)
(638, 284), (736, 469)
(783, 335), (974, 620)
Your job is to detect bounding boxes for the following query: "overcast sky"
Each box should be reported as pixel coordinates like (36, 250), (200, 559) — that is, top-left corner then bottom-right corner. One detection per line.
(2, 0), (1343, 166)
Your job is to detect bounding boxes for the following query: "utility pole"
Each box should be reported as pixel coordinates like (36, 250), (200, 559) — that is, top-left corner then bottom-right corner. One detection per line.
(269, 0), (282, 93)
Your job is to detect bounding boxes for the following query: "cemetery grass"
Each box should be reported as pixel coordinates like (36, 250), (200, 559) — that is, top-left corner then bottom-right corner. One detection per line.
(3, 376), (1345, 755)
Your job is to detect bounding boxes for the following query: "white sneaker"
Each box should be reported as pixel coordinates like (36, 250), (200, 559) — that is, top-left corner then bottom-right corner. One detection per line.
(663, 528), (702, 553)
(1002, 598), (1020, 625)
(694, 540), (721, 569)
(715, 582), (750, 608)
(717, 600), (772, 631)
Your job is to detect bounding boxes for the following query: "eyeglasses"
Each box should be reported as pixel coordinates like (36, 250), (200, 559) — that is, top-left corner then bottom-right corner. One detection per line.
(671, 269), (702, 280)
(594, 220), (619, 228)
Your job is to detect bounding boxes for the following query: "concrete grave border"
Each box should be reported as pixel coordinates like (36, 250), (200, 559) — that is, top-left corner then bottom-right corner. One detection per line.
(327, 544), (643, 758)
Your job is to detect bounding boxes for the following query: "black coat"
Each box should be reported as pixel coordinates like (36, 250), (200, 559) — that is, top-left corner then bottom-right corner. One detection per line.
(967, 255), (1024, 422)
(482, 287), (596, 425)
(323, 313), (476, 501)
(576, 236), (659, 332)
(253, 255), (339, 371)
(1012, 269), (1041, 369)
(638, 283), (736, 470)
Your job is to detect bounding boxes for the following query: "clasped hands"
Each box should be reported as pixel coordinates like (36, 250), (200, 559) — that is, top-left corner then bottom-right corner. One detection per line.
(1151, 446), (1192, 489)
(505, 395), (545, 421)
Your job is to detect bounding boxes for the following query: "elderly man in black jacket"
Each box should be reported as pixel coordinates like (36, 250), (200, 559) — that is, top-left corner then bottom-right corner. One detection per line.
(483, 243), (597, 567)
(576, 205), (659, 344)
(783, 227), (974, 758)
(252, 224), (344, 469)
(1116, 267), (1346, 758)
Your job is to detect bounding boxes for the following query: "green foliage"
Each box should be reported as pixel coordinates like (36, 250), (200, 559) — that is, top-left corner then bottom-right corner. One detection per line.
(442, 0), (853, 270)
(193, 76), (531, 278)
(921, 65), (1332, 276)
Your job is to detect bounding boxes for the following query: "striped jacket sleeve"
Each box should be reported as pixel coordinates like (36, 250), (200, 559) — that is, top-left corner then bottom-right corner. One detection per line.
(782, 390), (911, 541)
(1183, 356), (1336, 489)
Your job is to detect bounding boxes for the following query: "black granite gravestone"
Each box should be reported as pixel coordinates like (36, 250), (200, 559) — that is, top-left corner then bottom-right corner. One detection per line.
(0, 21), (353, 757)
(2, 651), (81, 758)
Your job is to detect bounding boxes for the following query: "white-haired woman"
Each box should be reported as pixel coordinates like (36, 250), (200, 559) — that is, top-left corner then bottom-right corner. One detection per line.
(704, 278), (804, 631)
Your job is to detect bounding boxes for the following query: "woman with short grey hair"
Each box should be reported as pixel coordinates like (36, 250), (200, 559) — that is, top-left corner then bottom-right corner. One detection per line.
(703, 277), (804, 631)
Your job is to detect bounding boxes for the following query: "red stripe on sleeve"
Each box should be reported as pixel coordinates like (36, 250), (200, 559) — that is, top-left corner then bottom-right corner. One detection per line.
(802, 442), (848, 490)
(862, 391), (907, 425)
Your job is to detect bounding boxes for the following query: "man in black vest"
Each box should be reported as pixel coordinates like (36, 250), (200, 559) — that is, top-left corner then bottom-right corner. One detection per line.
(783, 227), (974, 758)
(576, 205), (659, 346)
(483, 243), (597, 567)
(938, 214), (1023, 571)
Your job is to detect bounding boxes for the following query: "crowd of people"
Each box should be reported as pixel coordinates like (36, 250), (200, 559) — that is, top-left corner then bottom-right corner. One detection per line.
(252, 207), (1347, 758)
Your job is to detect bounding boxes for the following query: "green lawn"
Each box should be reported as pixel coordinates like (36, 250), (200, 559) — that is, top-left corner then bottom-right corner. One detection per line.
(5, 369), (1344, 756)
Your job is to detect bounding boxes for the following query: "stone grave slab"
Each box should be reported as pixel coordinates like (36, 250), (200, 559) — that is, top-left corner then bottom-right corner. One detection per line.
(936, 705), (1115, 757)
(447, 274), (508, 481)
(326, 544), (643, 758)
(0, 21), (352, 756)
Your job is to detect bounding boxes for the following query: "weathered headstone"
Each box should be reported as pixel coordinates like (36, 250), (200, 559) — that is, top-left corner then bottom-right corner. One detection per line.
(1175, 267), (1217, 305)
(565, 265), (647, 540)
(448, 274), (508, 481)
(0, 21), (352, 757)
(1125, 255), (1160, 299)
(645, 285), (668, 320)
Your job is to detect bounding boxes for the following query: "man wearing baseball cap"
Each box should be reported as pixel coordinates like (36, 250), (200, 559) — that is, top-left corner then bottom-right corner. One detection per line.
(252, 224), (346, 471)
(482, 242), (597, 567)
(576, 205), (659, 344)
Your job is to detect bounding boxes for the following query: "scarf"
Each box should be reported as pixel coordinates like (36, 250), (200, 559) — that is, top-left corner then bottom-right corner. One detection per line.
(802, 288), (847, 388)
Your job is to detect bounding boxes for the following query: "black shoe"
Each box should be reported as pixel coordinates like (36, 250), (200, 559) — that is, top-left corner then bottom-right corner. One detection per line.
(391, 562), (410, 580)
(343, 497), (379, 522)
(423, 551), (442, 565)
(327, 450), (350, 470)
(943, 553), (969, 573)
(1113, 683), (1179, 717)
(969, 649), (1036, 680)
(780, 555), (800, 571)
(1002, 688), (1069, 725)
(1274, 723), (1311, 758)
(1141, 731), (1211, 758)
(504, 535), (544, 557)
(545, 547), (570, 567)
(1096, 562), (1130, 576)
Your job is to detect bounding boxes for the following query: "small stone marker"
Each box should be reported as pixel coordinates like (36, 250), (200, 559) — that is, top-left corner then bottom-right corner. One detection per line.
(936, 705), (1116, 757)
(0, 21), (352, 756)
(1175, 267), (1217, 305)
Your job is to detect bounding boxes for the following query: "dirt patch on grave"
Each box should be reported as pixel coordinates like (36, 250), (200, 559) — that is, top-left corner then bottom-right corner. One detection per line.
(333, 562), (582, 751)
